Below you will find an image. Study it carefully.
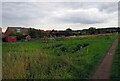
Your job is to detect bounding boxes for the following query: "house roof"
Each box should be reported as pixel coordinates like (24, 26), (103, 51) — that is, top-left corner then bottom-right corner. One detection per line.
(8, 27), (22, 28)
(4, 27), (21, 35)
(4, 27), (29, 35)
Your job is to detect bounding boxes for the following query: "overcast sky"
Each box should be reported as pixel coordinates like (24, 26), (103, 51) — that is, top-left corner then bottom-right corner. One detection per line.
(1, 2), (118, 31)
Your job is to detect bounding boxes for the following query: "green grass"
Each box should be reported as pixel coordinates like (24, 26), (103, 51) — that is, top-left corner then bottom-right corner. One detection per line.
(2, 33), (118, 79)
(110, 34), (120, 80)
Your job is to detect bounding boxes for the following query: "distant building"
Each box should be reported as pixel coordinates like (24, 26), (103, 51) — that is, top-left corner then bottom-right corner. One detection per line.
(2, 27), (29, 42)
(4, 27), (29, 36)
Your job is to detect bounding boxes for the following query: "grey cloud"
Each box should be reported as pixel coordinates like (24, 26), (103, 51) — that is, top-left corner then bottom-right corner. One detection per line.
(58, 16), (104, 24)
(98, 2), (118, 13)
(2, 2), (118, 30)
(58, 2), (118, 13)
(53, 10), (106, 24)
(2, 2), (47, 19)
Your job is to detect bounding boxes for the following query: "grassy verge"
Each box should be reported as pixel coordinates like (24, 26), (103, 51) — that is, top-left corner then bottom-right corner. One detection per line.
(110, 34), (120, 80)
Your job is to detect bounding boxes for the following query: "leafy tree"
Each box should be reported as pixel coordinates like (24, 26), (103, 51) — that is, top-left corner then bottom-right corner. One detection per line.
(16, 32), (23, 40)
(8, 32), (16, 36)
(88, 27), (96, 35)
(28, 28), (36, 38)
(65, 28), (73, 36)
(28, 28), (45, 38)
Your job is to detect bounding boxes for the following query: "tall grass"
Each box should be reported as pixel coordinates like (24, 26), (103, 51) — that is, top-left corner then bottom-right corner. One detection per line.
(2, 33), (117, 79)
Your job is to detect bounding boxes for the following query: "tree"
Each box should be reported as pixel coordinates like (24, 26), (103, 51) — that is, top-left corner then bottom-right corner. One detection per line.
(28, 28), (36, 38)
(8, 32), (16, 36)
(16, 32), (23, 40)
(88, 27), (96, 35)
(28, 28), (45, 38)
(65, 28), (73, 36)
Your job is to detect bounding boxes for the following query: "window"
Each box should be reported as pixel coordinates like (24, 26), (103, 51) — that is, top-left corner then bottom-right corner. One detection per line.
(16, 29), (20, 32)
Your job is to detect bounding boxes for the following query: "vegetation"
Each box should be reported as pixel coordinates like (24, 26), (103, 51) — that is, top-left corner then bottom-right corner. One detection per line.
(2, 33), (118, 79)
(28, 28), (45, 38)
(4, 27), (118, 41)
(88, 27), (96, 35)
(110, 34), (120, 80)
(8, 32), (23, 40)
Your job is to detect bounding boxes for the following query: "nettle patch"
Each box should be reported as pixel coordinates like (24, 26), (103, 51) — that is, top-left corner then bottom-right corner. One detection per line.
(47, 43), (90, 56)
(45, 44), (63, 49)
(72, 43), (89, 53)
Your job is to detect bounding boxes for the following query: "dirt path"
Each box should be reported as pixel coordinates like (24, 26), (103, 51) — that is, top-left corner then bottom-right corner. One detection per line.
(91, 38), (118, 79)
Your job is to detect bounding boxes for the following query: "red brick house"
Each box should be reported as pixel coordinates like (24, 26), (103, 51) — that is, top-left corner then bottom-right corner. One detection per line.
(4, 27), (29, 36)
(2, 27), (29, 42)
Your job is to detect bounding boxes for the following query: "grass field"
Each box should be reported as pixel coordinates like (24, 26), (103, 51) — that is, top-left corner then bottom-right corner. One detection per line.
(2, 33), (118, 79)
(110, 34), (120, 80)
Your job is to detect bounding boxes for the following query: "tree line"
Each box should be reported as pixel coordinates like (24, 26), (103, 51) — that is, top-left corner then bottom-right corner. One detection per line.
(7, 27), (119, 40)
(29, 27), (119, 37)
